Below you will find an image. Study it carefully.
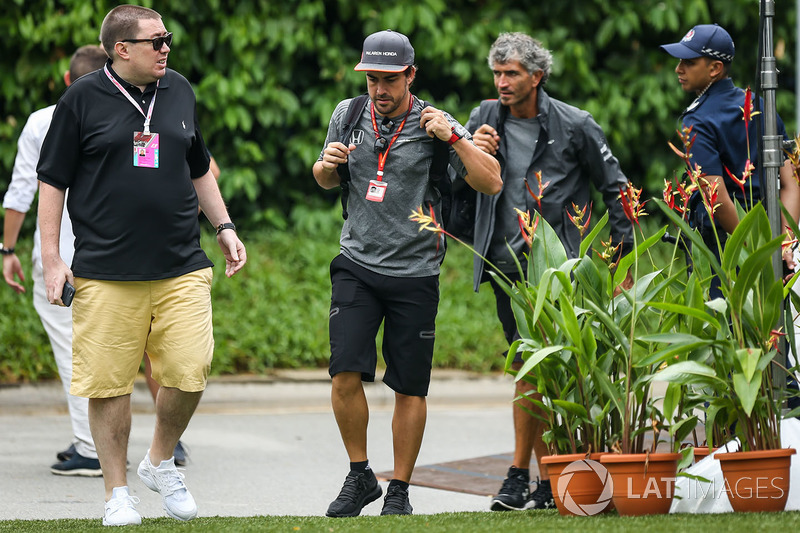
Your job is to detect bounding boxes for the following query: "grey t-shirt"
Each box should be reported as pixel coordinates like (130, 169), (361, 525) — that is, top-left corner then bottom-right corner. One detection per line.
(319, 96), (470, 277)
(488, 115), (539, 272)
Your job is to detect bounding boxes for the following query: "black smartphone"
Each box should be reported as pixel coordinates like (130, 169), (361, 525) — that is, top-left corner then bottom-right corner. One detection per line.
(62, 281), (75, 307)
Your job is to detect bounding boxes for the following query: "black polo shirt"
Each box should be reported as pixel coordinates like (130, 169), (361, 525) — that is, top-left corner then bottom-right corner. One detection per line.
(37, 61), (213, 281)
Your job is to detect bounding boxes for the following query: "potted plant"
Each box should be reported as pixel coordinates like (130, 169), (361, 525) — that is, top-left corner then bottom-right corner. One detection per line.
(651, 197), (798, 512)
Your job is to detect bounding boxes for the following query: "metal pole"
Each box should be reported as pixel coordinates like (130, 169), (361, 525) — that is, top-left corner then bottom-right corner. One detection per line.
(761, 0), (788, 402)
(761, 0), (781, 251)
(796, 0), (800, 132)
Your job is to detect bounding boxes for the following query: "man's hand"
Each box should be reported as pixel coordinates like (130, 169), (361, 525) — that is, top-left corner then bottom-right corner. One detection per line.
(420, 107), (455, 141)
(217, 231), (247, 278)
(472, 124), (501, 155)
(319, 142), (356, 173)
(42, 256), (73, 306)
(3, 254), (26, 293)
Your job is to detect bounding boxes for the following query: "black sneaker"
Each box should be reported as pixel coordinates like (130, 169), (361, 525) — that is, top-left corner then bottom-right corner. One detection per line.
(173, 440), (189, 466)
(380, 485), (413, 515)
(56, 443), (76, 462)
(490, 466), (532, 511)
(326, 470), (382, 517)
(50, 452), (102, 477)
(529, 478), (555, 510)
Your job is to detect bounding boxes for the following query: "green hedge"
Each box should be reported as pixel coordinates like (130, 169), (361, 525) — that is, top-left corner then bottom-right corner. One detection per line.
(0, 203), (506, 383)
(2, 0), (797, 226)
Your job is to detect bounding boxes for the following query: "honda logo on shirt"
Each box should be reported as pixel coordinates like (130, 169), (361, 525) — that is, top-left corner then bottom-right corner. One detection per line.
(351, 129), (365, 145)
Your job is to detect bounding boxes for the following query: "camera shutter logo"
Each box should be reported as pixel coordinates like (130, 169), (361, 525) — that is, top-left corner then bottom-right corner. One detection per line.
(556, 459), (613, 516)
(351, 129), (365, 145)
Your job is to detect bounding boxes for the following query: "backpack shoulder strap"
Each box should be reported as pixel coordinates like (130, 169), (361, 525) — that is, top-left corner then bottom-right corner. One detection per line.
(338, 94), (370, 220)
(478, 99), (506, 136)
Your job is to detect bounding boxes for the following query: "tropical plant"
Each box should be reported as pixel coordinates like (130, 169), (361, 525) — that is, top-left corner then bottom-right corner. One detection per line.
(648, 99), (800, 452)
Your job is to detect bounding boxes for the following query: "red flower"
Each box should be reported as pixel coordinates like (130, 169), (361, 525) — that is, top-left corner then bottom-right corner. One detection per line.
(662, 179), (675, 211)
(524, 171), (550, 212)
(516, 208), (540, 247)
(567, 202), (592, 238)
(619, 182), (647, 226)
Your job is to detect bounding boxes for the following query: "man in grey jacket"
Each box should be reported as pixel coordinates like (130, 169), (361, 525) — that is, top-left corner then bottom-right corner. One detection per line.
(466, 32), (633, 511)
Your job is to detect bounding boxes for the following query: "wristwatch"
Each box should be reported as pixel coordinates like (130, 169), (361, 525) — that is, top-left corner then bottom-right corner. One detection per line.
(447, 126), (462, 146)
(216, 222), (236, 235)
(0, 243), (15, 255)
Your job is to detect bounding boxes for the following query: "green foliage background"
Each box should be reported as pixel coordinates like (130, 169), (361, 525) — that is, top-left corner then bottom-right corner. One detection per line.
(2, 0), (798, 223)
(2, 0), (799, 380)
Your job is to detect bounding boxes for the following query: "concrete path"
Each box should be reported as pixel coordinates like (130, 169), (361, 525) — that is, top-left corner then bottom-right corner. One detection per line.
(0, 370), (515, 521)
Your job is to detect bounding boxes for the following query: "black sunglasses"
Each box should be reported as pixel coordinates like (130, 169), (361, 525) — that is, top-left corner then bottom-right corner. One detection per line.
(121, 32), (173, 51)
(374, 136), (388, 154)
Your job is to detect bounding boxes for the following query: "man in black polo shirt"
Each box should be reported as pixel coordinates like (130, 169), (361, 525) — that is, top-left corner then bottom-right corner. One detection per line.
(37, 5), (245, 527)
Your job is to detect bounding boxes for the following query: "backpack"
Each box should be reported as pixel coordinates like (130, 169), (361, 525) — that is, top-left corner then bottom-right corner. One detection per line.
(336, 94), (476, 243)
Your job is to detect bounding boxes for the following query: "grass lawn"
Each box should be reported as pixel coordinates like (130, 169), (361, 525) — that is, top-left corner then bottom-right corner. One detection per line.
(3, 510), (800, 532)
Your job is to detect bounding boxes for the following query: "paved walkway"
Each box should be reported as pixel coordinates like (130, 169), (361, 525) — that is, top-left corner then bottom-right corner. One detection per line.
(0, 370), (514, 521)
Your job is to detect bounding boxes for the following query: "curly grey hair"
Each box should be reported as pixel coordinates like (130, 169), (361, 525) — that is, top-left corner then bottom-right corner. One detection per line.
(488, 32), (552, 86)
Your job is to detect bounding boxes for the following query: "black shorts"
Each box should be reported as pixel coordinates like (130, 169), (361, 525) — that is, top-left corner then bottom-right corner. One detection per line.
(328, 254), (439, 396)
(487, 270), (525, 365)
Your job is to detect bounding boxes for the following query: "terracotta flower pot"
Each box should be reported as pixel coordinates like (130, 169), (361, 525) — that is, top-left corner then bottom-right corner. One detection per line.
(541, 453), (614, 516)
(692, 446), (718, 462)
(716, 448), (796, 513)
(599, 452), (680, 516)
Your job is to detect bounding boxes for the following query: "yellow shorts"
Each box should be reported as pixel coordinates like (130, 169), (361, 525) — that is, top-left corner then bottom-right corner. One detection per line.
(70, 268), (214, 398)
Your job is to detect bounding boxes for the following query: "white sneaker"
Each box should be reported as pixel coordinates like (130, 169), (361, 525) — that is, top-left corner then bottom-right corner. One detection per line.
(103, 486), (141, 526)
(137, 450), (197, 521)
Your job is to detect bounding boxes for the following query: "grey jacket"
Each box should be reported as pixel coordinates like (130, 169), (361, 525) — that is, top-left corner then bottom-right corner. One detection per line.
(465, 89), (633, 291)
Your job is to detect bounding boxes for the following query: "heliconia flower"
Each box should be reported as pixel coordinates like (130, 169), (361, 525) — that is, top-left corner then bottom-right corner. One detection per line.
(409, 204), (443, 234)
(669, 125), (697, 172)
(783, 133), (800, 186)
(567, 202), (592, 237)
(680, 124), (696, 152)
(782, 226), (797, 254)
(673, 178), (695, 220)
(740, 87), (761, 126)
(688, 166), (720, 221)
(409, 204), (446, 256)
(595, 237), (622, 269)
(766, 328), (786, 352)
(662, 179), (675, 210)
(524, 171), (550, 211)
(619, 182), (648, 226)
(723, 163), (748, 198)
(515, 207), (539, 248)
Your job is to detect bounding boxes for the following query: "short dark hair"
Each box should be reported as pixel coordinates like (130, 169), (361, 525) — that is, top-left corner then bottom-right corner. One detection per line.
(99, 4), (161, 58)
(69, 45), (108, 81)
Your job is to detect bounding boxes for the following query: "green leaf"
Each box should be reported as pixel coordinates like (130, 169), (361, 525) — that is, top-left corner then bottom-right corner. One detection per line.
(579, 211), (608, 258)
(516, 345), (563, 381)
(652, 360), (722, 385)
(552, 399), (589, 419)
(732, 370), (762, 417)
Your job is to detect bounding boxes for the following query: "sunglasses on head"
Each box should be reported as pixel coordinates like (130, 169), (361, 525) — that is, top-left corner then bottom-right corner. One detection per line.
(121, 32), (173, 51)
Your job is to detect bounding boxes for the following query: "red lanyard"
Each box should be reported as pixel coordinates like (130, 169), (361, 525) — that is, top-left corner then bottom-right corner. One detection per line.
(370, 95), (414, 181)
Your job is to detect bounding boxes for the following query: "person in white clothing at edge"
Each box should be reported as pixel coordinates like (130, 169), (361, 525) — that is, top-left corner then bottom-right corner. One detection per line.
(2, 45), (109, 477)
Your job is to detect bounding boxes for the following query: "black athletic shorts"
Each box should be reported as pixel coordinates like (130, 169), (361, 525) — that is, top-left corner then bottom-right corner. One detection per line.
(328, 254), (439, 396)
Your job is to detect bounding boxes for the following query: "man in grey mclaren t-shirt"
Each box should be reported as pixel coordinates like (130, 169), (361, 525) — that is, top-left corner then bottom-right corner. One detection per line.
(312, 29), (501, 517)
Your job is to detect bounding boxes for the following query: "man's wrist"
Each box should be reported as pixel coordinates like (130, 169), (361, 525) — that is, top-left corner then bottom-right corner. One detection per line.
(216, 222), (236, 235)
(0, 243), (16, 255)
(447, 126), (462, 146)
